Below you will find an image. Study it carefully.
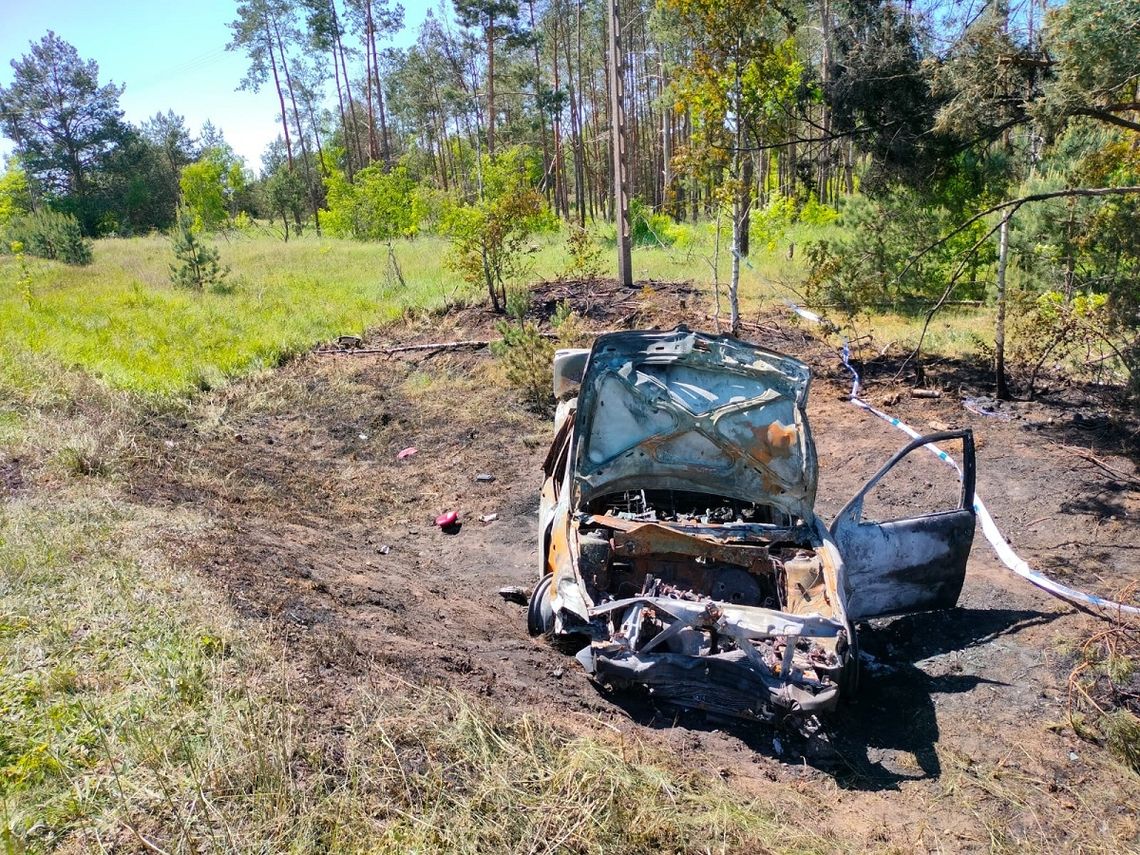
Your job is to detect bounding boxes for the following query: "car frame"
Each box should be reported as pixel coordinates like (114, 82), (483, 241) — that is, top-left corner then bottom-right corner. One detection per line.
(529, 327), (976, 721)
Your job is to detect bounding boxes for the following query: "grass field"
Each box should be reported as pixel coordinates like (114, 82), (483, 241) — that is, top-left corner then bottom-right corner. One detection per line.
(0, 224), (994, 402)
(0, 223), (1007, 851)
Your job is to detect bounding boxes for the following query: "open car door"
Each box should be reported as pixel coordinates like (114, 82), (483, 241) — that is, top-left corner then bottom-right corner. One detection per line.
(830, 430), (976, 622)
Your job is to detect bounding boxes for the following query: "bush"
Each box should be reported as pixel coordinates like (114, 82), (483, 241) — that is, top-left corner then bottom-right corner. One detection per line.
(562, 223), (604, 280)
(491, 320), (555, 411)
(629, 198), (675, 247)
(443, 147), (550, 312)
(322, 164), (421, 241)
(3, 209), (92, 265)
(169, 211), (229, 291)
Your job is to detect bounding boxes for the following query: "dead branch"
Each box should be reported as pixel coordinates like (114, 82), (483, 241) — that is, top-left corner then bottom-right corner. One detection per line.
(895, 186), (1140, 288)
(316, 339), (493, 356)
(1045, 440), (1140, 487)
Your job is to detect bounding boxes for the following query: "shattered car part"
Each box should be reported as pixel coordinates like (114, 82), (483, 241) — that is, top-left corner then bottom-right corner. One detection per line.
(532, 328), (976, 720)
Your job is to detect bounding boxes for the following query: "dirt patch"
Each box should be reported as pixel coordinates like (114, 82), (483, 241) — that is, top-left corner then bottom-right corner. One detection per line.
(130, 280), (1140, 852)
(0, 456), (24, 497)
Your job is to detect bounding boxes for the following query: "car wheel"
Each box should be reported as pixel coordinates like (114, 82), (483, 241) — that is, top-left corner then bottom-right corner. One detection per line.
(527, 573), (555, 637)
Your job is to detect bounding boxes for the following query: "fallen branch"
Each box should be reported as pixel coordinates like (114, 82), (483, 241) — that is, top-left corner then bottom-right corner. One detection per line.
(316, 339), (492, 356)
(1046, 440), (1140, 487)
(317, 329), (624, 358)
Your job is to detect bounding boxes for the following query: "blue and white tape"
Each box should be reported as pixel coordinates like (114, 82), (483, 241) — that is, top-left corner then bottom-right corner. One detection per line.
(793, 303), (1140, 618)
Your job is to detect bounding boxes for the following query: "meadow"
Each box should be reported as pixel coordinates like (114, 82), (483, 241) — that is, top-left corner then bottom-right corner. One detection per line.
(0, 223), (994, 401)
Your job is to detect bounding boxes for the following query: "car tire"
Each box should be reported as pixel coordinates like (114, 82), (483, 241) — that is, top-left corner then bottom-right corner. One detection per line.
(527, 573), (555, 637)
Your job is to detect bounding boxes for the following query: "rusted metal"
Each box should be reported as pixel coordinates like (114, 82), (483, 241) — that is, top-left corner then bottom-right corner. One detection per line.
(533, 328), (977, 722)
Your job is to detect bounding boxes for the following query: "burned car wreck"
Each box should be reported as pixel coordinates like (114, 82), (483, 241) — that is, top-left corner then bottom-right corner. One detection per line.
(529, 328), (976, 721)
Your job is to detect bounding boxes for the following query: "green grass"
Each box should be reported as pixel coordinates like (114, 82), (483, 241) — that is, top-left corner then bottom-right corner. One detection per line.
(0, 234), (476, 398)
(0, 223), (823, 401)
(1, 221), (1000, 401)
(0, 489), (839, 853)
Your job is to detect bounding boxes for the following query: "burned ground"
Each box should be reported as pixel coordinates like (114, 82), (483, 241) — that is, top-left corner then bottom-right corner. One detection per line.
(129, 280), (1140, 852)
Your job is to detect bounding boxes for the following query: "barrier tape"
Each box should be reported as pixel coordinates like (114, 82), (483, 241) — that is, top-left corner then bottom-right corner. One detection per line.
(788, 301), (1140, 618)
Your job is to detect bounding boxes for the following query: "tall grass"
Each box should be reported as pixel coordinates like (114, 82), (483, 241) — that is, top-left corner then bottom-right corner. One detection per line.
(0, 223), (821, 400)
(0, 220), (997, 403)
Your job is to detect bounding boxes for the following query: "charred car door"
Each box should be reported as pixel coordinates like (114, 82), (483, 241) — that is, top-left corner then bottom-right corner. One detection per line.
(830, 430), (976, 622)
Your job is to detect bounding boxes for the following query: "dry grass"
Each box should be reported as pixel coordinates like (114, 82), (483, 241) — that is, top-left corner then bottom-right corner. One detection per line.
(1064, 597), (1140, 774)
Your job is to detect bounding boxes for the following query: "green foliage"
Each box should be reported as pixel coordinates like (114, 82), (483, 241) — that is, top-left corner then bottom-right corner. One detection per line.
(3, 209), (92, 265)
(322, 164), (420, 240)
(629, 198), (675, 248)
(1036, 0), (1140, 136)
(178, 146), (247, 231)
(561, 223), (603, 280)
(0, 32), (125, 232)
(491, 319), (554, 411)
(168, 211), (228, 291)
(443, 147), (550, 312)
(803, 187), (993, 313)
(261, 164), (306, 239)
(0, 160), (33, 228)
(749, 194), (797, 252)
(798, 196), (839, 227)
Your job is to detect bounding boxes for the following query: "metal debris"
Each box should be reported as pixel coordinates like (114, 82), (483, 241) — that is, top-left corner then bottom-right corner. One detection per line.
(498, 586), (530, 605)
(530, 328), (979, 721)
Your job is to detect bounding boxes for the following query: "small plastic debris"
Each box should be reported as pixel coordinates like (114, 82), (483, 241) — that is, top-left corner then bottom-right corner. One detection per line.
(1068, 751), (1079, 761)
(481, 513), (499, 523)
(397, 446), (418, 460)
(475, 473), (496, 483)
(963, 396), (1012, 420)
(498, 586), (529, 605)
(359, 433), (368, 440)
(772, 737), (783, 755)
(435, 511), (459, 528)
(377, 545), (390, 555)
(552, 667), (564, 679)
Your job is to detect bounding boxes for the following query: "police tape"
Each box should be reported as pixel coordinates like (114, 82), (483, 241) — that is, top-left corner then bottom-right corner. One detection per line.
(786, 300), (1140, 618)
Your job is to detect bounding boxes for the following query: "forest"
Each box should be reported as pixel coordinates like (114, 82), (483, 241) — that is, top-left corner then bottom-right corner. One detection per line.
(2, 1), (1140, 852)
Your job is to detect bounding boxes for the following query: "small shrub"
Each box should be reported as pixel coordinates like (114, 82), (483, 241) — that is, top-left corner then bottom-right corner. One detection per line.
(562, 223), (603, 280)
(798, 195), (839, 227)
(552, 300), (587, 347)
(3, 209), (92, 265)
(169, 212), (229, 291)
(629, 198), (674, 247)
(443, 147), (549, 313)
(505, 285), (533, 321)
(1102, 709), (1140, 773)
(58, 440), (111, 477)
(491, 320), (554, 411)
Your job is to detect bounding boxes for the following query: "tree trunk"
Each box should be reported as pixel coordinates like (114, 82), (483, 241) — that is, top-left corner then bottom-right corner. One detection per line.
(995, 213), (1010, 400)
(273, 17), (320, 234)
(729, 61), (743, 336)
(366, 2), (391, 166)
(486, 14), (496, 156)
(334, 5), (366, 172)
(265, 15), (293, 170)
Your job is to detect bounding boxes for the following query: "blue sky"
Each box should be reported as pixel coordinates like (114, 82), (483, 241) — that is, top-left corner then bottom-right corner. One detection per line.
(0, 0), (432, 173)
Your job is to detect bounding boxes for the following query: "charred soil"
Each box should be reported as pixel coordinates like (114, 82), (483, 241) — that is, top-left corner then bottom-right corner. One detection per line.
(130, 279), (1140, 852)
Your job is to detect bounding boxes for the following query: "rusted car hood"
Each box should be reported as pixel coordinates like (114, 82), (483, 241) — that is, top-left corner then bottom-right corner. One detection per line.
(572, 329), (817, 521)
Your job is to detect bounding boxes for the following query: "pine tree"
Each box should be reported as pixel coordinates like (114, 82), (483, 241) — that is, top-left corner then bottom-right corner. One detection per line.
(168, 211), (228, 290)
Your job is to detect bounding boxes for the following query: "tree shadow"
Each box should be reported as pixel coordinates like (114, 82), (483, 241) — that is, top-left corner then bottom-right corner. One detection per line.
(591, 606), (1061, 792)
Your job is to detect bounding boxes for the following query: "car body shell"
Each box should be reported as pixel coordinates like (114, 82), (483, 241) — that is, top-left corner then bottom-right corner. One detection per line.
(533, 328), (976, 720)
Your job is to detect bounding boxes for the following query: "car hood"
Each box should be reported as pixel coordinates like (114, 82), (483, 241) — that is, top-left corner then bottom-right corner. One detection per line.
(572, 329), (817, 521)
